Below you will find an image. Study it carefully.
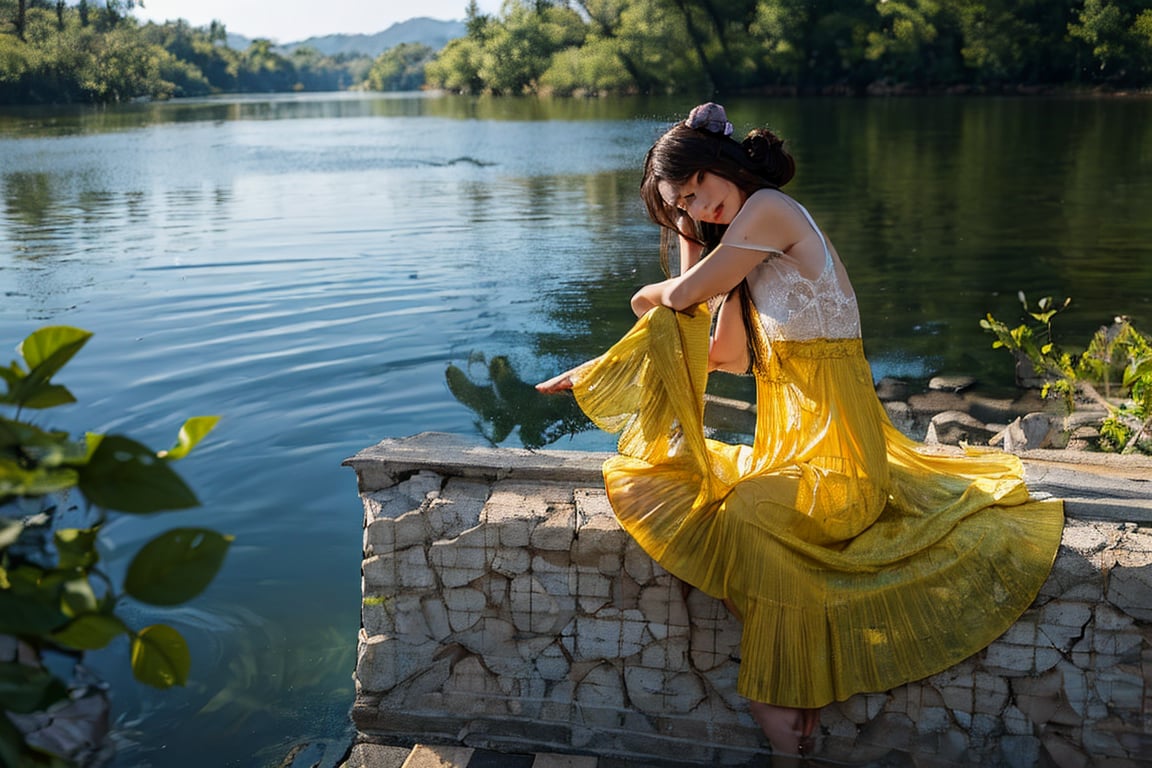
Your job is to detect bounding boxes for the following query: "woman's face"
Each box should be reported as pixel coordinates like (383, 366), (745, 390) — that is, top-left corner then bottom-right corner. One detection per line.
(658, 171), (747, 226)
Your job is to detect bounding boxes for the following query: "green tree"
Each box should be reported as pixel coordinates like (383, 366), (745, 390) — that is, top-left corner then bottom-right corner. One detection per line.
(952, 0), (1026, 82)
(613, 0), (709, 92)
(569, 0), (651, 90)
(1067, 0), (1152, 80)
(479, 0), (586, 94)
(425, 35), (486, 92)
(865, 0), (940, 82)
(751, 0), (875, 91)
(540, 34), (636, 94)
(238, 38), (293, 91)
(465, 0), (491, 38)
(12, 0), (26, 40)
(365, 42), (434, 91)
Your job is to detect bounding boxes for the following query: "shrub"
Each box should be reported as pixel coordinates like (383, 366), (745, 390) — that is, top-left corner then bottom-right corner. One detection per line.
(1, 326), (230, 766)
(981, 293), (1152, 453)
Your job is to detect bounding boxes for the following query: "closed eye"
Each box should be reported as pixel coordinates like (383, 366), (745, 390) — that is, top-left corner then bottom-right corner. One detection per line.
(679, 171), (706, 208)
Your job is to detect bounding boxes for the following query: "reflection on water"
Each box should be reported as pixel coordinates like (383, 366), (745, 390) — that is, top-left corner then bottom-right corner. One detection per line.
(0, 91), (689, 139)
(446, 353), (591, 448)
(1, 92), (1151, 767)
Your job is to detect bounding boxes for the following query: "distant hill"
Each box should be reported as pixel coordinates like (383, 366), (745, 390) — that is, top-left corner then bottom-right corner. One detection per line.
(252, 17), (467, 58)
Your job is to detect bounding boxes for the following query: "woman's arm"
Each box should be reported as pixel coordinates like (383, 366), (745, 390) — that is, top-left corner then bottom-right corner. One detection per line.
(709, 290), (750, 374)
(677, 216), (705, 275)
(632, 192), (796, 316)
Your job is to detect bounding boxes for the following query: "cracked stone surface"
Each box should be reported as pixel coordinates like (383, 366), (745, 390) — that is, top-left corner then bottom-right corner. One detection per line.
(346, 435), (1152, 766)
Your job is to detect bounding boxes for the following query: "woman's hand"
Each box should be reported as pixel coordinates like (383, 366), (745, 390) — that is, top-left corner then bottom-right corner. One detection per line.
(535, 370), (576, 394)
(535, 357), (599, 394)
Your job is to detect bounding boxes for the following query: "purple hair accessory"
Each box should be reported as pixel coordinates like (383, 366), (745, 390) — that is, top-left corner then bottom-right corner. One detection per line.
(685, 103), (733, 136)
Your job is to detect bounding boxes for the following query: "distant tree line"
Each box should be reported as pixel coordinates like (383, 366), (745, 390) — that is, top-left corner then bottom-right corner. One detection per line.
(426, 0), (1152, 95)
(3, 0), (1150, 103)
(0, 0), (372, 104)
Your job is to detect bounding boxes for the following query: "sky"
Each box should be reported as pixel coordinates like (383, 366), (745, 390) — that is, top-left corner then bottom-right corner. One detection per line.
(133, 1), (504, 44)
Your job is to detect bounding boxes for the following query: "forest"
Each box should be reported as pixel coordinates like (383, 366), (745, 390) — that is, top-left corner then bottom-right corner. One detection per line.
(1, 0), (1151, 104)
(0, 0), (372, 103)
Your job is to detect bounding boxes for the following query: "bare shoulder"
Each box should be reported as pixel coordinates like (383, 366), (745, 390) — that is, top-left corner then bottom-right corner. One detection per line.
(723, 189), (803, 252)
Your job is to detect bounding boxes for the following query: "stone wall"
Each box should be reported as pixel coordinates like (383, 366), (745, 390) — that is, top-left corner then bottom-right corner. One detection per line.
(344, 433), (1152, 766)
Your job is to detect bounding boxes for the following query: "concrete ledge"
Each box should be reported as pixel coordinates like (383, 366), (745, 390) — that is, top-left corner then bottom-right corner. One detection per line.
(344, 433), (1152, 766)
(344, 432), (609, 493)
(1019, 449), (1152, 523)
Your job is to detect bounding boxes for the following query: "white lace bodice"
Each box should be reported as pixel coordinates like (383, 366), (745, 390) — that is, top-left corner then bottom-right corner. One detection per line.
(740, 203), (861, 342)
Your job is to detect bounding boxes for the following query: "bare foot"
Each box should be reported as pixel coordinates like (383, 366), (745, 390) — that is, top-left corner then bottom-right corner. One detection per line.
(749, 701), (820, 760)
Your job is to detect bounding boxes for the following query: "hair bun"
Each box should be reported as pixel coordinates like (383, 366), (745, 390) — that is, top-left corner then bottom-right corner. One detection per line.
(742, 129), (782, 163)
(741, 128), (795, 186)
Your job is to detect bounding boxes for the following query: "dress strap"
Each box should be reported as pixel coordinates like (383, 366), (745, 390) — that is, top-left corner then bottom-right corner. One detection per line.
(729, 241), (786, 260)
(793, 201), (833, 270)
(723, 199), (832, 268)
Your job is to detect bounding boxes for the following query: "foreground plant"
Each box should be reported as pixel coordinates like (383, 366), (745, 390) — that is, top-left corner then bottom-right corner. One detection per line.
(0, 326), (230, 766)
(981, 293), (1152, 454)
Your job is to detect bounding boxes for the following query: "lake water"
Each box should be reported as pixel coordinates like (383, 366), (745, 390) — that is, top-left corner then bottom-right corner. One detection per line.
(2, 91), (1151, 767)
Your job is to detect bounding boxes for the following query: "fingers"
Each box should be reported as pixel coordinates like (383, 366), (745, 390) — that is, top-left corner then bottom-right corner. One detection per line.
(534, 374), (574, 393)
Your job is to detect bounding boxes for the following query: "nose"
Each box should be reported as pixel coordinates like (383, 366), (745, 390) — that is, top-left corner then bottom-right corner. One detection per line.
(687, 195), (708, 221)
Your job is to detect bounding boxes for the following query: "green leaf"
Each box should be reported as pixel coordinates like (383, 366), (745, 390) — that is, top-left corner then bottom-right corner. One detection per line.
(125, 528), (232, 606)
(1124, 357), (1152, 388)
(131, 624), (191, 688)
(77, 434), (199, 513)
(159, 416), (221, 461)
(18, 326), (91, 375)
(59, 576), (98, 617)
(16, 383), (78, 410)
(0, 591), (69, 635)
(0, 459), (79, 500)
(0, 418), (89, 467)
(54, 527), (100, 570)
(9, 327), (91, 410)
(0, 662), (68, 714)
(51, 613), (127, 651)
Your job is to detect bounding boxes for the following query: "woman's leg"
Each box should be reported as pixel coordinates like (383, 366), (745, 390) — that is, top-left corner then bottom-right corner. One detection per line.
(748, 700), (820, 758)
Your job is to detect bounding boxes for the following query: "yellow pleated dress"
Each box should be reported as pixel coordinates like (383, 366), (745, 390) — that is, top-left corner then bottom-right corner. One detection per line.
(570, 207), (1065, 709)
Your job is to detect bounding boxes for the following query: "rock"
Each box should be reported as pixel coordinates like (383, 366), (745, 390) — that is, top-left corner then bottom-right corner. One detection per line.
(1065, 425), (1101, 451)
(928, 374), (976, 393)
(991, 412), (1062, 452)
(908, 390), (968, 418)
(8, 687), (111, 767)
(925, 410), (998, 446)
(963, 393), (1020, 425)
(338, 742), (410, 768)
(875, 377), (910, 402)
(883, 401), (916, 437)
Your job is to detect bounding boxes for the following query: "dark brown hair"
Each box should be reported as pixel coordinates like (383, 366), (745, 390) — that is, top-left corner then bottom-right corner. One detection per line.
(639, 116), (796, 373)
(640, 121), (796, 272)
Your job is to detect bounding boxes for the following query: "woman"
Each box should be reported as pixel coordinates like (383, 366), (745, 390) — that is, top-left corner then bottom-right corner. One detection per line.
(537, 103), (1063, 757)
